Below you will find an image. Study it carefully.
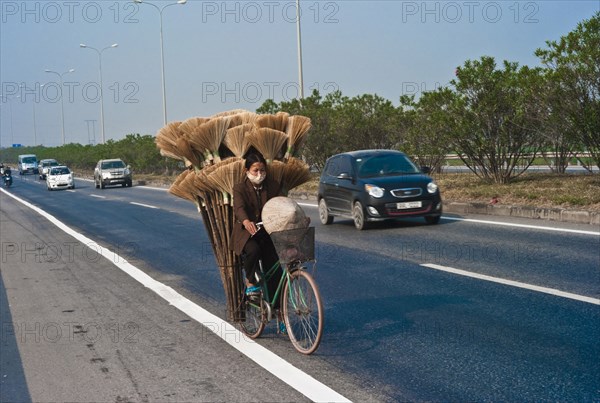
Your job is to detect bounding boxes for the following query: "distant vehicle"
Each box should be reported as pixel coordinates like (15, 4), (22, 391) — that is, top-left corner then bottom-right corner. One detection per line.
(46, 165), (74, 191)
(18, 154), (38, 175)
(318, 149), (443, 230)
(94, 159), (132, 189)
(1, 165), (12, 187)
(38, 159), (60, 179)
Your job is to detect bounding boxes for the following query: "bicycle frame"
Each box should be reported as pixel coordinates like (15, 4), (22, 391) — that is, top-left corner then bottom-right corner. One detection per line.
(251, 259), (294, 321)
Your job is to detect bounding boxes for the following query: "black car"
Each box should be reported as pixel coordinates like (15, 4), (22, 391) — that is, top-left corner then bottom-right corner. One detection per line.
(318, 149), (442, 230)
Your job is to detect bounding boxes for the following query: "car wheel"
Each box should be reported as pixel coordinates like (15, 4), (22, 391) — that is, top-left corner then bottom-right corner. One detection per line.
(47, 186), (52, 191)
(100, 181), (105, 189)
(127, 180), (132, 187)
(318, 198), (333, 225)
(425, 215), (441, 225)
(353, 201), (368, 230)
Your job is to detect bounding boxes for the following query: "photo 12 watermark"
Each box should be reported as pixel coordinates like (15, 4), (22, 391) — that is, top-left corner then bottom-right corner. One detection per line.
(400, 1), (540, 24)
(199, 1), (340, 24)
(1, 321), (139, 345)
(1, 1), (140, 24)
(201, 81), (339, 104)
(1, 81), (140, 105)
(1, 241), (140, 265)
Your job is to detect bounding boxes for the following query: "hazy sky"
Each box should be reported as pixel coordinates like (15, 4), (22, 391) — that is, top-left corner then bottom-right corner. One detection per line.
(1, 0), (598, 147)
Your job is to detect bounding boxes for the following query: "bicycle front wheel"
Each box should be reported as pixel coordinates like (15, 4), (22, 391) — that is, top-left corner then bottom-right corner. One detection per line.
(282, 270), (324, 355)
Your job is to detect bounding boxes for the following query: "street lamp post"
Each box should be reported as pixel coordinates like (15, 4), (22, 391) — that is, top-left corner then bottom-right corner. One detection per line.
(80, 43), (118, 144)
(134, 0), (187, 126)
(0, 94), (15, 147)
(19, 84), (44, 146)
(45, 69), (75, 145)
(296, 0), (305, 100)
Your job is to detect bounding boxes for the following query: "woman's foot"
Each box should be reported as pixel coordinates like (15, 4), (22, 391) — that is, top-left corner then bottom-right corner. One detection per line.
(245, 283), (261, 296)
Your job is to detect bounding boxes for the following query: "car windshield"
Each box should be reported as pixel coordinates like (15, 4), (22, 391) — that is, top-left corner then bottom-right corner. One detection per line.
(22, 157), (36, 163)
(355, 154), (420, 178)
(43, 161), (59, 167)
(102, 160), (125, 169)
(51, 167), (70, 175)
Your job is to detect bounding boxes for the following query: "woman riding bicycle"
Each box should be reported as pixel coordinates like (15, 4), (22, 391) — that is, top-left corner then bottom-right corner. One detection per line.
(231, 153), (283, 297)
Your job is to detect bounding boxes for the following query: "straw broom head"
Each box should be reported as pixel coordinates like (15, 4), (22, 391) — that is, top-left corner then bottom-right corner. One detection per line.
(184, 117), (230, 163)
(246, 127), (288, 163)
(175, 136), (202, 168)
(284, 115), (312, 159)
(195, 157), (241, 193)
(224, 124), (252, 158)
(211, 109), (250, 118)
(227, 111), (257, 129)
(156, 121), (184, 160)
(255, 111), (289, 132)
(268, 160), (285, 184)
(282, 157), (312, 192)
(205, 159), (245, 204)
(169, 169), (197, 202)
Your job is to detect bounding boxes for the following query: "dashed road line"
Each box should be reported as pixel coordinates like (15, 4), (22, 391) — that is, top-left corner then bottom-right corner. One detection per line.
(421, 263), (600, 305)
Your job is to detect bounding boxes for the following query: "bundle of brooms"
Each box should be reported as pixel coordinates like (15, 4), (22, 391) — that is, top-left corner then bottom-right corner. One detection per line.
(156, 109), (312, 322)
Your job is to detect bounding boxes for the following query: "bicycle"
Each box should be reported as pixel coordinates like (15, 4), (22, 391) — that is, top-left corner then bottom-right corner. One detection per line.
(238, 225), (324, 355)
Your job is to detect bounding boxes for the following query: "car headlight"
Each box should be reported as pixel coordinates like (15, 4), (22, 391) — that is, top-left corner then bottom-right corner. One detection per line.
(365, 184), (385, 198)
(427, 182), (438, 194)
(124, 168), (131, 175)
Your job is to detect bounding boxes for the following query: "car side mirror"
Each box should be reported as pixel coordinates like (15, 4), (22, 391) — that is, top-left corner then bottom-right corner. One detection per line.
(421, 166), (431, 174)
(337, 172), (352, 180)
(127, 165), (131, 170)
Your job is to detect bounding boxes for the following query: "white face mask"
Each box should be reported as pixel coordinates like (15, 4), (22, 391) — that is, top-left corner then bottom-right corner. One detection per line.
(247, 172), (266, 185)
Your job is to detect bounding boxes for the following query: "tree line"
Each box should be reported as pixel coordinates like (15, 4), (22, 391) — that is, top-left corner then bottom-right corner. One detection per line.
(2, 13), (597, 184)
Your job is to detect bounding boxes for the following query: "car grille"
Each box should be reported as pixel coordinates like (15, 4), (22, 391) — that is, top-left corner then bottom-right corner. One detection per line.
(391, 188), (422, 198)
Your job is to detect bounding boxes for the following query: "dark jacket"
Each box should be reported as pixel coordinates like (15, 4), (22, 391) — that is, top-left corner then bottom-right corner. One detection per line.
(231, 177), (282, 255)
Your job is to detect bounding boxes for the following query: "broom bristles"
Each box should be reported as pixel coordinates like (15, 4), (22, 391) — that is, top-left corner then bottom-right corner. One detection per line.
(246, 127), (288, 163)
(282, 157), (312, 191)
(175, 136), (201, 168)
(156, 121), (185, 159)
(184, 117), (230, 163)
(224, 124), (252, 158)
(254, 111), (289, 132)
(211, 109), (250, 118)
(268, 160), (285, 184)
(285, 115), (312, 158)
(206, 159), (245, 204)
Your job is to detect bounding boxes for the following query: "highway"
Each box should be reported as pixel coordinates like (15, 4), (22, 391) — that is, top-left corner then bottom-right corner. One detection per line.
(1, 174), (599, 402)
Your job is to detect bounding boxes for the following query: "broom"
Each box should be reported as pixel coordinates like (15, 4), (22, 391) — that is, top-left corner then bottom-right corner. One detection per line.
(227, 111), (257, 129)
(187, 117), (230, 164)
(255, 111), (289, 132)
(168, 169), (196, 202)
(156, 121), (184, 161)
(179, 117), (213, 164)
(284, 115), (312, 160)
(211, 109), (250, 118)
(246, 127), (288, 164)
(268, 160), (285, 184)
(224, 124), (252, 158)
(281, 157), (312, 194)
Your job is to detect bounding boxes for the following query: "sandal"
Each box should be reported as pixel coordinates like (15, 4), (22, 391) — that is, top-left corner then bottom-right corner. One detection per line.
(245, 285), (261, 296)
(278, 321), (287, 335)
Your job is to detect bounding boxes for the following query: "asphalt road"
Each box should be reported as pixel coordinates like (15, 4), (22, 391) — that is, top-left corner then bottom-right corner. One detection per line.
(1, 174), (599, 402)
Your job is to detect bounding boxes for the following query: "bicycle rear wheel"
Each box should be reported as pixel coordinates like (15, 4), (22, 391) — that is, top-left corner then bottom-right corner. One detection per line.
(282, 270), (324, 355)
(239, 297), (266, 339)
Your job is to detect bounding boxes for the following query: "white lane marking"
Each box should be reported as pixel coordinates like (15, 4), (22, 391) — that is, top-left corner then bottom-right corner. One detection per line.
(443, 216), (599, 236)
(421, 263), (600, 305)
(130, 202), (159, 209)
(0, 188), (351, 403)
(90, 194), (106, 199)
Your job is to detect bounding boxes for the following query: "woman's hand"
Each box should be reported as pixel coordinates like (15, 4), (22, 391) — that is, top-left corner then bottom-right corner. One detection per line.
(243, 219), (258, 236)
